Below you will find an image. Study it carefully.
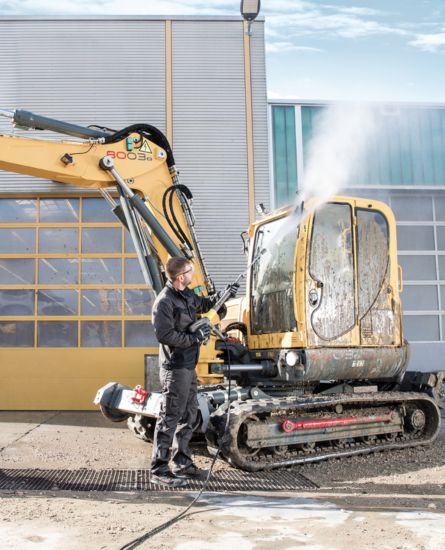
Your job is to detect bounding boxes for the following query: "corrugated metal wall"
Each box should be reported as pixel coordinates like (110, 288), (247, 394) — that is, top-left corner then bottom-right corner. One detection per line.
(0, 19), (166, 193)
(0, 17), (269, 289)
(172, 20), (250, 289)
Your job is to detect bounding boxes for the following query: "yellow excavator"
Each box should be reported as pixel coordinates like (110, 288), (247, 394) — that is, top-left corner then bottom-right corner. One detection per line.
(0, 108), (442, 471)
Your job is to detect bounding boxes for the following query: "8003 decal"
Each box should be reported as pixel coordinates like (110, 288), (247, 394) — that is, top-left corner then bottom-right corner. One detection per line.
(106, 151), (153, 161)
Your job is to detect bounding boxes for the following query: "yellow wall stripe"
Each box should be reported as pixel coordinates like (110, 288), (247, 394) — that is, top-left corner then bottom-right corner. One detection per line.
(243, 20), (256, 225)
(165, 20), (173, 146)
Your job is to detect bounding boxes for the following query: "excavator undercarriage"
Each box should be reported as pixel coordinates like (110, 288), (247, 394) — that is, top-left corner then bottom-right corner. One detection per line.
(95, 368), (443, 471)
(206, 390), (441, 471)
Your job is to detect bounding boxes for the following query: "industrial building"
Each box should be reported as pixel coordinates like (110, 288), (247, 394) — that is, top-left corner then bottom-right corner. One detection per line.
(0, 16), (442, 411)
(0, 16), (268, 409)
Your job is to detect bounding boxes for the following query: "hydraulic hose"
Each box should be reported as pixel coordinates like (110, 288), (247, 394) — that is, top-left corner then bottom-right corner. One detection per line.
(162, 186), (193, 250)
(167, 186), (193, 250)
(8, 109), (175, 167)
(4, 109), (175, 166)
(102, 124), (175, 168)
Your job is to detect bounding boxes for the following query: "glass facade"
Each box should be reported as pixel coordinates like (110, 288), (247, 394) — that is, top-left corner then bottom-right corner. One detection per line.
(300, 105), (445, 187)
(272, 104), (445, 200)
(0, 196), (156, 348)
(272, 106), (298, 207)
(271, 101), (445, 352)
(392, 193), (445, 343)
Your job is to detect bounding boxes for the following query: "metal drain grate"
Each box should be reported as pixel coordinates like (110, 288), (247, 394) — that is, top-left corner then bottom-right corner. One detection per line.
(0, 468), (318, 492)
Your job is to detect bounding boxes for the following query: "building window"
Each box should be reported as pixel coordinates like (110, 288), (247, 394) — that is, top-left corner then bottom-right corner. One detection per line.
(272, 106), (298, 207)
(0, 196), (156, 348)
(392, 194), (445, 343)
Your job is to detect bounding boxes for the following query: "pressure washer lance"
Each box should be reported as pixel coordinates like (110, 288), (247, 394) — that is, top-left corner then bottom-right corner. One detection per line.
(188, 251), (264, 343)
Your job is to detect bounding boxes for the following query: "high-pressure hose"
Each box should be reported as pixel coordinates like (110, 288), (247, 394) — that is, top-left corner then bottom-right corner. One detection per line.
(119, 336), (232, 550)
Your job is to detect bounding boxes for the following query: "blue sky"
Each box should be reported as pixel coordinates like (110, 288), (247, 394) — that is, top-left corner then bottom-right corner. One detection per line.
(1, 0), (445, 102)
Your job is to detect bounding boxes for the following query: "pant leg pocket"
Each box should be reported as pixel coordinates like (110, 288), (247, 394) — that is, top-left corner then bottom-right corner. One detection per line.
(162, 390), (178, 412)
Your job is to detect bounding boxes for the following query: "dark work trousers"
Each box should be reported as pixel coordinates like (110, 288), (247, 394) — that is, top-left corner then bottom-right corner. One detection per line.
(150, 367), (198, 475)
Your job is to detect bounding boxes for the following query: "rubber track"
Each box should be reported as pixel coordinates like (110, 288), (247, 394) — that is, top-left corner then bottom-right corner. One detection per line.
(206, 391), (441, 472)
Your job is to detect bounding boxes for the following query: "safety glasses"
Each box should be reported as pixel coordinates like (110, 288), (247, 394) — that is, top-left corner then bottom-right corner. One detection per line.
(176, 268), (192, 278)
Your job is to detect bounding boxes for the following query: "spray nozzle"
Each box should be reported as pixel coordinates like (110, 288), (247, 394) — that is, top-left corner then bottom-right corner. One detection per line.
(292, 199), (304, 218)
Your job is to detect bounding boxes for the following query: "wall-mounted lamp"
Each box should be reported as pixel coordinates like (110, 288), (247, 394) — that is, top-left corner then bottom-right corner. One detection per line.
(240, 0), (261, 36)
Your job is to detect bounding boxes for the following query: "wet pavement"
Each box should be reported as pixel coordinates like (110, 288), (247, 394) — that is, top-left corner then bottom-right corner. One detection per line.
(0, 410), (444, 549)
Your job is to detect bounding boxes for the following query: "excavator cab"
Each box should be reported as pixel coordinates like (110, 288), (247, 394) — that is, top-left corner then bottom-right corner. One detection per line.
(246, 196), (407, 384)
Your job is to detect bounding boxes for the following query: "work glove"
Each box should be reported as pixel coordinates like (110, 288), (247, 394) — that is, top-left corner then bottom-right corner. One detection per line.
(225, 282), (240, 299)
(189, 318), (212, 344)
(195, 322), (211, 344)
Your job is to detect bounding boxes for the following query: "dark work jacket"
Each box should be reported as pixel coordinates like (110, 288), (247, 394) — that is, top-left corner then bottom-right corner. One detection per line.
(152, 281), (217, 370)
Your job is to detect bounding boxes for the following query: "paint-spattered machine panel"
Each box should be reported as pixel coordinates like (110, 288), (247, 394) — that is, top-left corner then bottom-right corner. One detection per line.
(306, 202), (401, 349)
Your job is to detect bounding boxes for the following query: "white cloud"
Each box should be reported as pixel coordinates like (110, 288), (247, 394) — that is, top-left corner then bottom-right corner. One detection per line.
(0, 0), (410, 44)
(334, 7), (384, 17)
(267, 11), (408, 40)
(267, 90), (302, 99)
(266, 42), (322, 54)
(0, 0), (422, 58)
(409, 31), (445, 52)
(0, 0), (236, 15)
(261, 1), (315, 13)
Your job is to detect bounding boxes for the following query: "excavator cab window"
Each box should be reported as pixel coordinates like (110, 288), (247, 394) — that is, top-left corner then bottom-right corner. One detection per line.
(250, 215), (298, 334)
(309, 203), (355, 340)
(356, 209), (389, 319)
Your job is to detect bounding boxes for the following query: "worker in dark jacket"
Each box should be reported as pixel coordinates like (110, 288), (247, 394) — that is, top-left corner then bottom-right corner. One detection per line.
(150, 257), (237, 487)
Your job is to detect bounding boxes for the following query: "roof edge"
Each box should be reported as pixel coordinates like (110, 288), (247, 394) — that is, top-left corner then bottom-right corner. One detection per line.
(268, 98), (445, 108)
(0, 15), (265, 22)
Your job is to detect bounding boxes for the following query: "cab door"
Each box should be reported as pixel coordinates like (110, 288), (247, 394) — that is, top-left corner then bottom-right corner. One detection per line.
(306, 202), (359, 346)
(355, 207), (401, 346)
